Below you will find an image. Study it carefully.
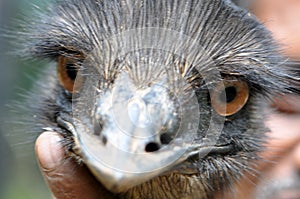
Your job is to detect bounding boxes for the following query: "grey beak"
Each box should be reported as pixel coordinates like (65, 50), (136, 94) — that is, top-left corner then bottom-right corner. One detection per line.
(75, 133), (194, 192)
(71, 72), (203, 193)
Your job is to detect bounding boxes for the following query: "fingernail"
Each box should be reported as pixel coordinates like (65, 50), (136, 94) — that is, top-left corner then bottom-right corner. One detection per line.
(35, 132), (65, 170)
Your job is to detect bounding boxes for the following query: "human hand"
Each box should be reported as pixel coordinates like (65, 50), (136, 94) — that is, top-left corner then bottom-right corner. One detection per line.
(35, 132), (114, 199)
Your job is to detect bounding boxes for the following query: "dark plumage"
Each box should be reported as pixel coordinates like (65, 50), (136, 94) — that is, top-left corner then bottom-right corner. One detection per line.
(19, 0), (299, 198)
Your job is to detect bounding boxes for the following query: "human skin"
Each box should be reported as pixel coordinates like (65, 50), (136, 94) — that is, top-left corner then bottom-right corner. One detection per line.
(251, 0), (300, 60)
(35, 132), (114, 199)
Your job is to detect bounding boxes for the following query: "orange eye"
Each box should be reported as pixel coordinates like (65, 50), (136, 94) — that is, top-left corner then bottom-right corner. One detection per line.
(57, 56), (82, 93)
(211, 77), (249, 116)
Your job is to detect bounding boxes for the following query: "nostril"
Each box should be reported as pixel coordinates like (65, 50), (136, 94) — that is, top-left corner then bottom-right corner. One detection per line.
(145, 142), (160, 152)
(102, 135), (107, 145)
(160, 133), (173, 145)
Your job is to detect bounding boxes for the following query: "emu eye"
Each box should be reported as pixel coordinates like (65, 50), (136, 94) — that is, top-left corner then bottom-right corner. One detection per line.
(57, 56), (82, 93)
(211, 77), (249, 116)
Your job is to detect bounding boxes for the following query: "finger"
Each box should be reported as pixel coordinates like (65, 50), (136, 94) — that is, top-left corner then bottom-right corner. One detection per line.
(35, 131), (114, 199)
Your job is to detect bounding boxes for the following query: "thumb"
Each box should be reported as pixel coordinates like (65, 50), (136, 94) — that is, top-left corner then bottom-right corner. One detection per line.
(35, 131), (114, 199)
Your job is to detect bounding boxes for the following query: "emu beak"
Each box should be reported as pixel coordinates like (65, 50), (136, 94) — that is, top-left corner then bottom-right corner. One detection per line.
(75, 132), (193, 193)
(70, 72), (202, 193)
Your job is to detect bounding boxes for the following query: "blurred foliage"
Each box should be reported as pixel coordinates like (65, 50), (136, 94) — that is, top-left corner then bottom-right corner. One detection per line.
(0, 0), (52, 199)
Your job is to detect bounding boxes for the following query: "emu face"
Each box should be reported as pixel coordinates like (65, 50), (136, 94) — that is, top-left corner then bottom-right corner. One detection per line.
(23, 0), (299, 198)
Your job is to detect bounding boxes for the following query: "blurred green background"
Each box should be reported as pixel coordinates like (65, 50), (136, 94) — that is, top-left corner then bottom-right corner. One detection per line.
(0, 0), (52, 198)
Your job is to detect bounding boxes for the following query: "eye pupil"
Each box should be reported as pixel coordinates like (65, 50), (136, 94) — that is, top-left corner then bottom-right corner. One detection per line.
(66, 64), (78, 81)
(211, 78), (249, 117)
(58, 56), (83, 93)
(222, 86), (237, 103)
